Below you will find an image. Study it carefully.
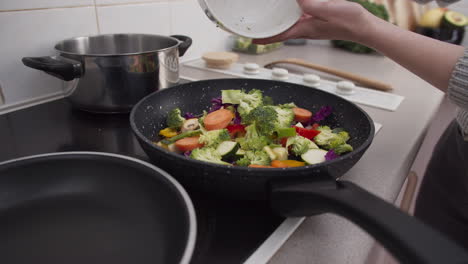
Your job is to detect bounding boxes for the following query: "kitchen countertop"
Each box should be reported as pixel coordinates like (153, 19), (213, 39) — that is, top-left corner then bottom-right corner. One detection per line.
(180, 41), (445, 264)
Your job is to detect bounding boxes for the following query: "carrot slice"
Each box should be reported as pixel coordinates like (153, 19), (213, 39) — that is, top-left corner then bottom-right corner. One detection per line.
(175, 136), (204, 152)
(293, 107), (313, 123)
(204, 109), (234, 131)
(249, 164), (274, 168)
(271, 160), (289, 168)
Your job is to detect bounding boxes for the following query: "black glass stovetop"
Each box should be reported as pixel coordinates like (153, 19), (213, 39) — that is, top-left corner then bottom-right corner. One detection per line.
(0, 83), (284, 263)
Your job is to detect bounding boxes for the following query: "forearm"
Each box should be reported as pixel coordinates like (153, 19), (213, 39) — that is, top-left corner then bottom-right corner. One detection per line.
(357, 14), (464, 92)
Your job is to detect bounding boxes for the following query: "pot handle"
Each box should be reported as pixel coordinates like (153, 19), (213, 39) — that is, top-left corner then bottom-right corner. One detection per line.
(22, 56), (82, 81)
(270, 179), (468, 264)
(171, 35), (192, 57)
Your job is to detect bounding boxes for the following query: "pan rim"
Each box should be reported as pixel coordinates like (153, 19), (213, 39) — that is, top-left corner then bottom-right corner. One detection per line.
(0, 151), (197, 264)
(130, 78), (375, 174)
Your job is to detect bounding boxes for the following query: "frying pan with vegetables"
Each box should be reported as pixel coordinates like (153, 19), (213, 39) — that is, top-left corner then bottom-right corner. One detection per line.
(131, 79), (468, 264)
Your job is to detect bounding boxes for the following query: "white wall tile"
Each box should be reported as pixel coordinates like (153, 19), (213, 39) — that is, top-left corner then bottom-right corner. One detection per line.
(95, 0), (165, 5)
(0, 0), (93, 11)
(0, 7), (98, 104)
(169, 0), (230, 61)
(97, 2), (171, 35)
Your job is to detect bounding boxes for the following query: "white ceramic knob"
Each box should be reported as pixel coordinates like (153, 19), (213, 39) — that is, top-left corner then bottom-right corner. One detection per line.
(303, 74), (321, 86)
(272, 68), (289, 81)
(336, 81), (356, 95)
(243, 63), (260, 75)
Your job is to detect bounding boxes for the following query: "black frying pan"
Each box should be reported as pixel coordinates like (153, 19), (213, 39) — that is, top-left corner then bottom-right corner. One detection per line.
(130, 79), (468, 264)
(0, 152), (196, 264)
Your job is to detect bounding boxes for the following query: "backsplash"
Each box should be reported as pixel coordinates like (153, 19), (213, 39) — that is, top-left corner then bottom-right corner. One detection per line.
(0, 0), (230, 107)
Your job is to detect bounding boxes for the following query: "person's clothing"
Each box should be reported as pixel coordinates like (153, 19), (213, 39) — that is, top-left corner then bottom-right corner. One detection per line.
(412, 0), (468, 251)
(414, 120), (468, 251)
(448, 49), (468, 141)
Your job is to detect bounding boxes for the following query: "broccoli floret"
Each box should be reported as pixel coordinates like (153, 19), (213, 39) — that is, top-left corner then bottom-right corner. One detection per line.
(246, 150), (271, 166)
(331, 0), (389, 54)
(167, 108), (186, 129)
(198, 110), (208, 133)
(221, 89), (263, 117)
(243, 106), (278, 135)
(190, 147), (230, 165)
(263, 96), (274, 106)
(337, 131), (350, 142)
(273, 106), (295, 129)
(238, 89), (263, 117)
(237, 123), (271, 150)
(333, 143), (354, 155)
(236, 150), (271, 166)
(236, 156), (251, 167)
(278, 103), (297, 109)
(243, 105), (294, 135)
(314, 127), (351, 150)
(314, 129), (343, 149)
(317, 126), (332, 132)
(199, 129), (230, 147)
(286, 135), (319, 156)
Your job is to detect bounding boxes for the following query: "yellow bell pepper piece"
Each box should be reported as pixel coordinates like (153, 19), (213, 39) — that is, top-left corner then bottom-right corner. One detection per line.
(159, 128), (178, 138)
(154, 141), (169, 150)
(281, 160), (306, 167)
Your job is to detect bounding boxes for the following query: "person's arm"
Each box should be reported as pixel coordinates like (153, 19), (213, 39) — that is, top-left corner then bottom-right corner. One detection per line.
(363, 14), (464, 92)
(254, 0), (464, 92)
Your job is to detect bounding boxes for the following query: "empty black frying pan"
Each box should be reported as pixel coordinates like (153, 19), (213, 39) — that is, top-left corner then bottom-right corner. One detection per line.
(0, 152), (196, 264)
(130, 79), (468, 264)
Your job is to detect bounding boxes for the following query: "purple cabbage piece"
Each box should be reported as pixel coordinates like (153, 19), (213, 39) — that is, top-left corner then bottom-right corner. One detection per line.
(311, 106), (333, 123)
(184, 112), (196, 119)
(211, 96), (223, 105)
(209, 105), (223, 113)
(208, 96), (237, 114)
(233, 112), (242, 125)
(325, 150), (339, 161)
(184, 151), (192, 157)
(209, 96), (224, 113)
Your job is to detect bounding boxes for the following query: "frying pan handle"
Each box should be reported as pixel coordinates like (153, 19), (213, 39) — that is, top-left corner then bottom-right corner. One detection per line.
(171, 35), (192, 57)
(270, 180), (468, 264)
(22, 56), (82, 81)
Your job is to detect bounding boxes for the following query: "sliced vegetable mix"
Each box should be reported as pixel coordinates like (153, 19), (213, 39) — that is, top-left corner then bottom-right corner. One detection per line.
(155, 89), (354, 167)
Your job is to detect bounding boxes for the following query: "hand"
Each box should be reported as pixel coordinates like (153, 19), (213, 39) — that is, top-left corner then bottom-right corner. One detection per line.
(254, 0), (377, 45)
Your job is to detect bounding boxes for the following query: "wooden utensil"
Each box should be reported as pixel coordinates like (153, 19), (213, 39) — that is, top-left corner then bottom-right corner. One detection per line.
(265, 58), (393, 92)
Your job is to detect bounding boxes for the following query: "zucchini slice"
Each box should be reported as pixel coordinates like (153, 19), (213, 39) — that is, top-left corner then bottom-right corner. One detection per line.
(301, 149), (328, 165)
(217, 141), (240, 160)
(272, 147), (288, 161)
(263, 146), (277, 160)
(236, 149), (246, 156)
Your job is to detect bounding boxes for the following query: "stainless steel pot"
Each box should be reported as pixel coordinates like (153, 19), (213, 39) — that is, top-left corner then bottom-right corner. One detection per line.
(22, 34), (192, 113)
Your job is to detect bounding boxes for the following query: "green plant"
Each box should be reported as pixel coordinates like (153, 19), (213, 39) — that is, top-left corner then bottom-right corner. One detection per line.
(331, 0), (389, 54)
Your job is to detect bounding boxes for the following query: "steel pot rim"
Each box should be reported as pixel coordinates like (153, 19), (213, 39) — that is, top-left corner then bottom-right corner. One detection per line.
(54, 33), (183, 57)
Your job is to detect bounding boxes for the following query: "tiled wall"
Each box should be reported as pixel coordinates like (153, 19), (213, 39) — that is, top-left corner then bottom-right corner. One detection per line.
(0, 0), (230, 106)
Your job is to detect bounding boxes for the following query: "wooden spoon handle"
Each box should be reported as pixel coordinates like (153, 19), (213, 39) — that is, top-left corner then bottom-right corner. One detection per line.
(265, 58), (393, 92)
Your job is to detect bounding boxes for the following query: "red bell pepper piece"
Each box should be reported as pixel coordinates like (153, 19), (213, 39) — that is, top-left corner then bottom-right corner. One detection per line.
(227, 124), (246, 137)
(295, 127), (321, 140)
